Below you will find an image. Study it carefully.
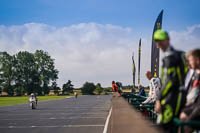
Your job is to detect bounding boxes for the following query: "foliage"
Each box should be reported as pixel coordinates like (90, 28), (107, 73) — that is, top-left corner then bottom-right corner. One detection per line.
(62, 80), (74, 94)
(34, 50), (58, 95)
(0, 52), (15, 96)
(81, 82), (96, 95)
(50, 82), (60, 95)
(95, 83), (103, 95)
(0, 50), (59, 96)
(103, 87), (112, 92)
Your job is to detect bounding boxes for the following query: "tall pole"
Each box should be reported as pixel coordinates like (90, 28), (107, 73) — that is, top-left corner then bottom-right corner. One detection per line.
(138, 39), (141, 85)
(132, 52), (136, 88)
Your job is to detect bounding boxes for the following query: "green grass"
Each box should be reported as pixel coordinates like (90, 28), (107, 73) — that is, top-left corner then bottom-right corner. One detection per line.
(0, 96), (69, 107)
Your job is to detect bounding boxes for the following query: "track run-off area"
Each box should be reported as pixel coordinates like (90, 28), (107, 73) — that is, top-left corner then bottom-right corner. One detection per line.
(0, 95), (112, 133)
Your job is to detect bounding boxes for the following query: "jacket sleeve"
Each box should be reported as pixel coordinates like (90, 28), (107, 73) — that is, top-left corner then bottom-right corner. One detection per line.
(151, 78), (161, 102)
(142, 82), (153, 104)
(186, 80), (200, 121)
(186, 101), (200, 121)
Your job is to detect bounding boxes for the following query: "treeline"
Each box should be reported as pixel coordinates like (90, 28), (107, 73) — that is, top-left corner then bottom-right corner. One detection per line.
(0, 50), (58, 96)
(81, 82), (112, 95)
(52, 81), (112, 96)
(53, 81), (112, 96)
(0, 50), (112, 96)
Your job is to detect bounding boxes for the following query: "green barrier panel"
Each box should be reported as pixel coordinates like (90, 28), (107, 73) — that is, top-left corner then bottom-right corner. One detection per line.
(173, 118), (200, 133)
(123, 93), (157, 123)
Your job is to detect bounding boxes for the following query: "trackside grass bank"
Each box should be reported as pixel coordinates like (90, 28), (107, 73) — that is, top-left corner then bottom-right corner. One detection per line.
(0, 96), (69, 107)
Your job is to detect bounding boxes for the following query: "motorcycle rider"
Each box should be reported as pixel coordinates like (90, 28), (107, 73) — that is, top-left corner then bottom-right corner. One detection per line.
(153, 29), (188, 132)
(29, 93), (38, 105)
(74, 92), (78, 99)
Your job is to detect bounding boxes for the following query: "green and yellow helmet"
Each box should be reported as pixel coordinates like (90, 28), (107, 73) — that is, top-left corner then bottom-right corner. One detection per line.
(153, 29), (169, 41)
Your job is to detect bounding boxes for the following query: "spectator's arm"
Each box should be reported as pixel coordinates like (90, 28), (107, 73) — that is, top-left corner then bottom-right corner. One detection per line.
(186, 105), (200, 122)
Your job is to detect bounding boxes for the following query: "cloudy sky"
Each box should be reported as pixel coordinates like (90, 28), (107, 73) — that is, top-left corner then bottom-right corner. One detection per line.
(0, 0), (200, 88)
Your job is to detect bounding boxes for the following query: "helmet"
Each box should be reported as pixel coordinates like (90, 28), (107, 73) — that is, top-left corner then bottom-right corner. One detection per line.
(154, 29), (169, 41)
(31, 93), (34, 96)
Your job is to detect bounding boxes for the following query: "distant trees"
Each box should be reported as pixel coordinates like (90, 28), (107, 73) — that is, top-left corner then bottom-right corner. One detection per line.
(0, 50), (114, 96)
(95, 83), (103, 95)
(81, 82), (112, 95)
(62, 80), (74, 94)
(51, 82), (60, 95)
(81, 82), (96, 95)
(0, 52), (15, 96)
(0, 50), (58, 96)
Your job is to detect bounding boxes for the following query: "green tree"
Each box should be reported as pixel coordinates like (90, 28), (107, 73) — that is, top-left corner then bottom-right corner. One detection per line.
(81, 82), (96, 95)
(34, 50), (58, 95)
(95, 83), (103, 95)
(62, 80), (74, 94)
(0, 52), (15, 96)
(51, 82), (60, 95)
(0, 50), (59, 96)
(0, 87), (2, 95)
(15, 51), (37, 95)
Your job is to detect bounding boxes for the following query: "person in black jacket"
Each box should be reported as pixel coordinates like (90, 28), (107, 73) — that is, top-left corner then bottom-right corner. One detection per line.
(179, 49), (200, 133)
(153, 30), (188, 132)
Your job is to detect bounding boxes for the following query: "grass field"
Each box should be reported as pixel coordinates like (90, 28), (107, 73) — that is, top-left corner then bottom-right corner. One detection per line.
(0, 95), (69, 107)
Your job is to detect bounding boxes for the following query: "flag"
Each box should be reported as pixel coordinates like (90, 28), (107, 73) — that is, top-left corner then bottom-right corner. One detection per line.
(132, 52), (136, 87)
(151, 10), (163, 78)
(138, 39), (141, 85)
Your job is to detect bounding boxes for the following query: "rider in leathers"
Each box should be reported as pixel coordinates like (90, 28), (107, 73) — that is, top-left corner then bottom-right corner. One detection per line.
(154, 30), (188, 132)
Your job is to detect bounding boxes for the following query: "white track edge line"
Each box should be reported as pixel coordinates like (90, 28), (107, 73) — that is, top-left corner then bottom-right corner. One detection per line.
(103, 107), (112, 133)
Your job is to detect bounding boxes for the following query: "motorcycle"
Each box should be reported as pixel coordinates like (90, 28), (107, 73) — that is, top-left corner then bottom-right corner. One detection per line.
(29, 98), (37, 109)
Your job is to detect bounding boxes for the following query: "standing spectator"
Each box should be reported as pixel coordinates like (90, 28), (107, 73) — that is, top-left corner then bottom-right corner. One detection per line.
(141, 71), (161, 106)
(153, 29), (188, 132)
(112, 81), (119, 92)
(179, 49), (200, 133)
(116, 82), (123, 95)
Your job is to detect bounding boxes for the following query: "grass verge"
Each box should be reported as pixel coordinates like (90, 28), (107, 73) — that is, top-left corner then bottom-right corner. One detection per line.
(0, 95), (69, 107)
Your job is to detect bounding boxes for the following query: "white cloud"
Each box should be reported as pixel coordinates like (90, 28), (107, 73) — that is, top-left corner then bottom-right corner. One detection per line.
(0, 23), (199, 88)
(170, 24), (200, 51)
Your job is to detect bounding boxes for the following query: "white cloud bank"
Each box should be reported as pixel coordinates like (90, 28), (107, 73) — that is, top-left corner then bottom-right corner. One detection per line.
(0, 23), (199, 87)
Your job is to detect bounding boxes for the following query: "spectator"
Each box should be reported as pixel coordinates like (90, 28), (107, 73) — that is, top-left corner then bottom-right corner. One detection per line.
(140, 71), (161, 106)
(112, 81), (119, 92)
(116, 82), (123, 95)
(137, 84), (146, 97)
(153, 29), (188, 132)
(179, 49), (200, 133)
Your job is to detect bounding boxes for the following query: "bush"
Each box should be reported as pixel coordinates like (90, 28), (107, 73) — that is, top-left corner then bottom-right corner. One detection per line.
(81, 82), (96, 95)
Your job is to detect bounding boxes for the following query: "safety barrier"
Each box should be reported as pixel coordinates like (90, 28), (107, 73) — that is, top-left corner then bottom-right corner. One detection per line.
(122, 92), (200, 133)
(173, 118), (200, 133)
(122, 92), (157, 123)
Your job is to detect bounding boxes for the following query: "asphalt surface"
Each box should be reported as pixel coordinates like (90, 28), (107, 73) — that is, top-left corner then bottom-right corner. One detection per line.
(0, 95), (112, 133)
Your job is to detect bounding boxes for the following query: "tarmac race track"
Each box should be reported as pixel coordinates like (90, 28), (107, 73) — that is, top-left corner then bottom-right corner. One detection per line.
(0, 95), (112, 133)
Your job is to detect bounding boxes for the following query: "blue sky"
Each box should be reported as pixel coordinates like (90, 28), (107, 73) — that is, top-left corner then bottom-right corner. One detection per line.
(0, 0), (200, 87)
(1, 0), (199, 32)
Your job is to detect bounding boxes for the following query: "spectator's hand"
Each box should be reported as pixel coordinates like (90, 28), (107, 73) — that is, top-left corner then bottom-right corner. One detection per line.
(154, 100), (161, 113)
(180, 112), (188, 121)
(152, 99), (156, 103)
